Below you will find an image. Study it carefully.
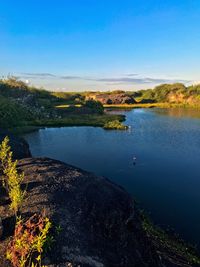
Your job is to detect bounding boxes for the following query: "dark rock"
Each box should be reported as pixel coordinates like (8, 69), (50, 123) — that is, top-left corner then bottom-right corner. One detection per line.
(0, 217), (3, 239)
(0, 129), (31, 159)
(87, 93), (137, 105)
(105, 94), (136, 104)
(0, 157), (198, 267)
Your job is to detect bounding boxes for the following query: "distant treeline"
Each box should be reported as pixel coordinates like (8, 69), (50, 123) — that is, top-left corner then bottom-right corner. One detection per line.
(132, 83), (200, 103)
(0, 78), (104, 128)
(1, 77), (200, 128)
(54, 83), (200, 104)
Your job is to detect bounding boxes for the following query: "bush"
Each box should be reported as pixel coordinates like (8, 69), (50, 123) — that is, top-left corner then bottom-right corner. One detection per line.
(104, 120), (128, 130)
(0, 96), (33, 128)
(0, 136), (25, 216)
(137, 83), (189, 103)
(84, 100), (104, 114)
(6, 214), (52, 267)
(0, 78), (28, 98)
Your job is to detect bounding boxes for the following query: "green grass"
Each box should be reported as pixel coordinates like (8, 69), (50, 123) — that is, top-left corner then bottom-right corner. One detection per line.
(34, 114), (126, 128)
(2, 77), (200, 134)
(55, 102), (188, 110)
(8, 114), (126, 134)
(103, 103), (186, 109)
(55, 104), (82, 108)
(55, 102), (200, 110)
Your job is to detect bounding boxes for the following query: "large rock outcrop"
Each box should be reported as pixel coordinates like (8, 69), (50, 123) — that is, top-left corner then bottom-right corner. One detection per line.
(1, 157), (199, 267)
(87, 93), (137, 105)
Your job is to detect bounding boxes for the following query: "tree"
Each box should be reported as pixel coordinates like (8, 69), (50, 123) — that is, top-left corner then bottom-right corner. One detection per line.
(84, 100), (104, 114)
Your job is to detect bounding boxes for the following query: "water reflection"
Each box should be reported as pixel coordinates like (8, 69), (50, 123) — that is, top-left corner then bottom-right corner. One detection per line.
(154, 107), (200, 119)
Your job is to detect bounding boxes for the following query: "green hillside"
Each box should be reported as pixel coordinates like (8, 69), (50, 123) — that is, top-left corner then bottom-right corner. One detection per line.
(0, 78), (126, 131)
(133, 83), (200, 105)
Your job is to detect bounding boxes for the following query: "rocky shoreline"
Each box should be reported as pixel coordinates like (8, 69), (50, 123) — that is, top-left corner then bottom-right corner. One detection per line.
(0, 132), (200, 267)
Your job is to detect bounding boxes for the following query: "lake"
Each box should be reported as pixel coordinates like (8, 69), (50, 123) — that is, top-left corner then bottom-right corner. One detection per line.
(23, 108), (200, 247)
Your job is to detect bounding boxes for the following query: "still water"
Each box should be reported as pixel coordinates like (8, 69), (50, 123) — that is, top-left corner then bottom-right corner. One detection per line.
(23, 108), (200, 246)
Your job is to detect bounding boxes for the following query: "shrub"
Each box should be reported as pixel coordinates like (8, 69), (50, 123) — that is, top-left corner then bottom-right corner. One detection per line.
(104, 120), (128, 130)
(0, 96), (33, 128)
(6, 214), (52, 267)
(0, 136), (25, 216)
(84, 100), (104, 114)
(0, 136), (11, 183)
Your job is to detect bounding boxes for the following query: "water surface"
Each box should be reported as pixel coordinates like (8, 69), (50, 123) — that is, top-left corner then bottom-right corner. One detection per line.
(23, 108), (200, 246)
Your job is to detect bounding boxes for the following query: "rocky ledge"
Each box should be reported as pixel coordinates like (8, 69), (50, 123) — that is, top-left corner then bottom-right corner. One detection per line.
(0, 129), (31, 159)
(1, 155), (200, 267)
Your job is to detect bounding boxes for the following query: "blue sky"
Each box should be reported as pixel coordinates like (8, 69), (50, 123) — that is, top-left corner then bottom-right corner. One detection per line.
(0, 0), (200, 91)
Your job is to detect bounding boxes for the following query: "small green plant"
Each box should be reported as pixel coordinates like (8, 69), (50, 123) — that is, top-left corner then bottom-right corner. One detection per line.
(6, 214), (52, 267)
(0, 136), (11, 188)
(0, 136), (25, 216)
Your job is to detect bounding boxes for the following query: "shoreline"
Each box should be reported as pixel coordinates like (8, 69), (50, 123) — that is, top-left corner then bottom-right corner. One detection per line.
(56, 102), (200, 111)
(8, 113), (126, 135)
(8, 104), (200, 135)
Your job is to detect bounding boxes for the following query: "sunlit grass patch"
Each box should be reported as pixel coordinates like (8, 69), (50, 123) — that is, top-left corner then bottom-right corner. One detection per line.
(55, 104), (82, 109)
(103, 103), (175, 109)
(103, 120), (128, 130)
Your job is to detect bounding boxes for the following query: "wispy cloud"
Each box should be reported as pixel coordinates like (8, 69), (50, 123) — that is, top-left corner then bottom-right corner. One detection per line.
(20, 73), (83, 80)
(21, 72), (56, 78)
(126, 73), (139, 77)
(18, 72), (192, 85)
(60, 75), (82, 80)
(91, 77), (191, 84)
(142, 77), (191, 84)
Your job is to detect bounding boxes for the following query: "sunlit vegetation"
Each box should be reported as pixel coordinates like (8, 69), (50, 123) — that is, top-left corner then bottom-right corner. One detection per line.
(55, 97), (190, 110)
(6, 214), (52, 267)
(134, 83), (200, 104)
(55, 104), (81, 108)
(0, 78), (125, 132)
(0, 137), (25, 216)
(1, 77), (200, 133)
(103, 120), (128, 130)
(36, 114), (125, 128)
(0, 137), (52, 267)
(103, 103), (171, 108)
(51, 91), (84, 105)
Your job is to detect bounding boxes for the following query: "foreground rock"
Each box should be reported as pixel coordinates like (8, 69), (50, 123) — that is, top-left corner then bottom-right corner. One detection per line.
(0, 129), (31, 159)
(1, 157), (199, 267)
